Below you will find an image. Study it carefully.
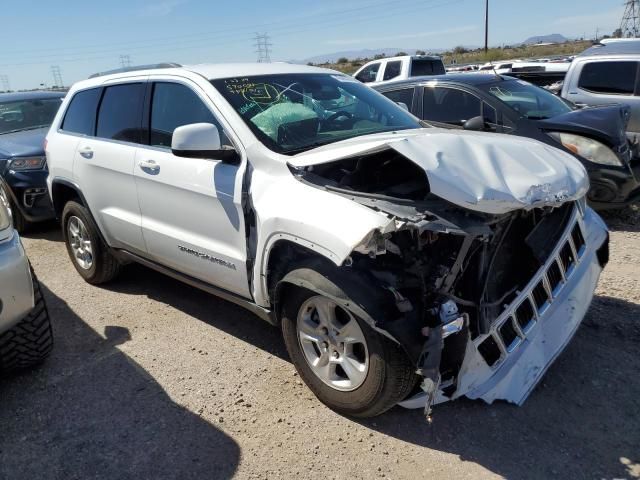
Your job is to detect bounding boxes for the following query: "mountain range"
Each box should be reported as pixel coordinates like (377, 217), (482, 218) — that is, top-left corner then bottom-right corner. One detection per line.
(299, 34), (571, 64)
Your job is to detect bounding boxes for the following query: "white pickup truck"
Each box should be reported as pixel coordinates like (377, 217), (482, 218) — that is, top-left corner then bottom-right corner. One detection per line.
(353, 55), (446, 86)
(46, 62), (608, 417)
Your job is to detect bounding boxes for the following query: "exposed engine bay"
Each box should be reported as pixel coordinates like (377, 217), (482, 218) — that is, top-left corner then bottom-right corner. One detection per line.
(290, 146), (606, 418)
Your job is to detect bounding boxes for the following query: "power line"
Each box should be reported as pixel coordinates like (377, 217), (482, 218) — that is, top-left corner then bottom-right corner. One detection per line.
(254, 33), (272, 63)
(119, 54), (132, 68)
(621, 0), (640, 37)
(0, 74), (9, 91)
(51, 65), (63, 87)
(0, 0), (461, 66)
(1, 0), (442, 59)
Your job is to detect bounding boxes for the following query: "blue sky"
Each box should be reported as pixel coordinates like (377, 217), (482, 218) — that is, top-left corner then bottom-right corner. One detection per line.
(1, 0), (625, 90)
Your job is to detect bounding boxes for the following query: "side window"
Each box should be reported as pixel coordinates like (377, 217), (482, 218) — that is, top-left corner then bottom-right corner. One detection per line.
(61, 88), (102, 136)
(578, 61), (638, 95)
(482, 102), (497, 124)
(355, 63), (381, 83)
(96, 83), (145, 143)
(383, 61), (402, 81)
(382, 88), (414, 111)
(422, 87), (482, 125)
(150, 82), (228, 148)
(411, 59), (446, 76)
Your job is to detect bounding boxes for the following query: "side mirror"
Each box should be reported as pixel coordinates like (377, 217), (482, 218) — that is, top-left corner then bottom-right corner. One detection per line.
(463, 116), (488, 131)
(396, 102), (409, 111)
(171, 123), (239, 164)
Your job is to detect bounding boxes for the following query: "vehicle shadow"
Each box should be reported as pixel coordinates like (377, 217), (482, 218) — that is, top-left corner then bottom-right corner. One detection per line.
(99, 261), (640, 478)
(101, 262), (288, 361)
(599, 204), (640, 232)
(21, 219), (62, 241)
(351, 294), (640, 480)
(0, 284), (240, 480)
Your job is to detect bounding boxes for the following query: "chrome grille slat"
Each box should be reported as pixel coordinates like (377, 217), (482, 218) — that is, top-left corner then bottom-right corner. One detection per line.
(476, 205), (587, 369)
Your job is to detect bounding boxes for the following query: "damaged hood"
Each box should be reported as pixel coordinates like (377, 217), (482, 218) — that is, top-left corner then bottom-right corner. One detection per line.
(288, 129), (589, 215)
(537, 104), (630, 147)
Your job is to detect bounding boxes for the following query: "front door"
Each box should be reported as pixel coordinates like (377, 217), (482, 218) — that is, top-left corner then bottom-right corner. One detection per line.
(134, 80), (251, 298)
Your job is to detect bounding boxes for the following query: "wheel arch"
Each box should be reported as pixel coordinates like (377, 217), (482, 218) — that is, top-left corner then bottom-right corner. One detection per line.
(50, 178), (84, 219)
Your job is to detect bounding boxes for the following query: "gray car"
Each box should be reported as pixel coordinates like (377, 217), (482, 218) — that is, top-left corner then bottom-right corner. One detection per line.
(0, 190), (52, 373)
(562, 39), (640, 138)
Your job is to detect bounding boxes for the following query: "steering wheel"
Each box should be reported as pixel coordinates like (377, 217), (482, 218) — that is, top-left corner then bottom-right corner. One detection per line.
(327, 111), (354, 122)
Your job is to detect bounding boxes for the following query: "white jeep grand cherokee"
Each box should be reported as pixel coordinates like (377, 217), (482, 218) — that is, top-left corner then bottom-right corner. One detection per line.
(45, 63), (609, 417)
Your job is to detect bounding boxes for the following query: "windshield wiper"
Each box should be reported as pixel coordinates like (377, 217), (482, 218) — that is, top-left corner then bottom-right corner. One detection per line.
(0, 124), (50, 135)
(285, 139), (343, 155)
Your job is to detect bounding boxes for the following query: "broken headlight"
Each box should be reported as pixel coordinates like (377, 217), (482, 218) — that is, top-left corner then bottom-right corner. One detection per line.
(9, 156), (46, 171)
(547, 132), (622, 166)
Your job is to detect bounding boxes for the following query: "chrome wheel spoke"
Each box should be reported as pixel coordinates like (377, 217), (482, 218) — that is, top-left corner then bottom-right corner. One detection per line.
(67, 216), (93, 270)
(297, 295), (369, 392)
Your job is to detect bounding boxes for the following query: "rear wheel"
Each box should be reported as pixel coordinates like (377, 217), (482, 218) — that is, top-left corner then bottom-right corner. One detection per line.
(281, 284), (416, 418)
(0, 269), (53, 373)
(62, 201), (121, 284)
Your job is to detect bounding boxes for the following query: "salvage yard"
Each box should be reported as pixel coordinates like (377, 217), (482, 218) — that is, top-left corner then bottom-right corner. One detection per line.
(0, 207), (636, 480)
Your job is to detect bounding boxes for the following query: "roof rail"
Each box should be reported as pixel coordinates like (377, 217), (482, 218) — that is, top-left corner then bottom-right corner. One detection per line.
(89, 63), (182, 79)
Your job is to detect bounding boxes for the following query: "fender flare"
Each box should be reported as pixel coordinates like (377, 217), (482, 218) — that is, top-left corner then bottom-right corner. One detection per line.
(275, 258), (426, 365)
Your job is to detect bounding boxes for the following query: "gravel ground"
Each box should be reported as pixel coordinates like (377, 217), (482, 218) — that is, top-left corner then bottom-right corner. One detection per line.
(1, 207), (639, 480)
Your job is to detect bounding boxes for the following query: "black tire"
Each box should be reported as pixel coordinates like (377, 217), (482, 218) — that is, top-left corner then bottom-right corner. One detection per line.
(62, 200), (121, 284)
(0, 269), (53, 373)
(281, 285), (417, 418)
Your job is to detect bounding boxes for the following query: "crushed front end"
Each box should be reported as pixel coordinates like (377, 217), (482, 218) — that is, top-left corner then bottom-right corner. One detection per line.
(289, 134), (609, 415)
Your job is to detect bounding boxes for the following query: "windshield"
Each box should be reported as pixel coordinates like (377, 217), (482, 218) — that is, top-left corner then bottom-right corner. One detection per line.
(0, 97), (63, 134)
(211, 73), (421, 154)
(478, 79), (572, 120)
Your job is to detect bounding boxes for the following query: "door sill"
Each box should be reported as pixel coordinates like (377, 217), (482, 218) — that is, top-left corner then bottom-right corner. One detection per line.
(114, 249), (274, 324)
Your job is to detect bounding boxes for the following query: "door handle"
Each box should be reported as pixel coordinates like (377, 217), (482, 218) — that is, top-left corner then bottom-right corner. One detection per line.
(79, 146), (93, 159)
(139, 160), (160, 175)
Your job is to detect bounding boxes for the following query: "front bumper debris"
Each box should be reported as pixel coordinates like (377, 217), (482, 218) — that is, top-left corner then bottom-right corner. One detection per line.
(400, 206), (608, 409)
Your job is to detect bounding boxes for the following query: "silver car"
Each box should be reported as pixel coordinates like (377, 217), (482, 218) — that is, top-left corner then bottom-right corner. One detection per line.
(0, 189), (52, 373)
(562, 39), (640, 138)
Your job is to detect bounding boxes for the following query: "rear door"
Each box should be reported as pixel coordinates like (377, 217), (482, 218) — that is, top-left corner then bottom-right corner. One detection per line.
(134, 79), (251, 297)
(421, 85), (498, 131)
(72, 81), (146, 252)
(567, 59), (640, 135)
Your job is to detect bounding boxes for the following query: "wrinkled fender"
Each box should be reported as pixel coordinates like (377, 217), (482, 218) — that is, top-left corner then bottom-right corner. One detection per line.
(249, 167), (395, 307)
(274, 258), (427, 364)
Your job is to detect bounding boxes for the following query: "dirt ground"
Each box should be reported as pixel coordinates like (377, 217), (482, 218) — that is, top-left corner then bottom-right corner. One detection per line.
(1, 206), (639, 480)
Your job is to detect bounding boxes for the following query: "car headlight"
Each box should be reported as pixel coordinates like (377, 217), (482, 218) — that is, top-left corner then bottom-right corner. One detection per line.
(0, 195), (11, 231)
(9, 156), (46, 171)
(547, 132), (622, 166)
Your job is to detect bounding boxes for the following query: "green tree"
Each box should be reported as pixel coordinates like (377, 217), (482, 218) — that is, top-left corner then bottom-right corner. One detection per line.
(415, 49), (426, 55)
(337, 57), (349, 64)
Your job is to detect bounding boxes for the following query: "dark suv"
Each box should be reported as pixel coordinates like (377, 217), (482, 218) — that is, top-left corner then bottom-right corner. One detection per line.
(0, 91), (64, 231)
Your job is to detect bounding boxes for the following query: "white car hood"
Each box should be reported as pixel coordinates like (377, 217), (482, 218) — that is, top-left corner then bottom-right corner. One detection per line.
(288, 129), (589, 215)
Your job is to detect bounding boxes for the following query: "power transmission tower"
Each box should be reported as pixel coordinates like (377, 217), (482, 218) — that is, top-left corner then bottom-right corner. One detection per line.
(119, 54), (132, 68)
(51, 65), (63, 88)
(621, 0), (640, 37)
(0, 75), (9, 92)
(253, 33), (272, 63)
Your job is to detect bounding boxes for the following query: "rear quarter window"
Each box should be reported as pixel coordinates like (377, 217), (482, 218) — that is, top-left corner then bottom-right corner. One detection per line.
(411, 59), (446, 76)
(383, 61), (402, 81)
(578, 61), (638, 95)
(61, 88), (102, 136)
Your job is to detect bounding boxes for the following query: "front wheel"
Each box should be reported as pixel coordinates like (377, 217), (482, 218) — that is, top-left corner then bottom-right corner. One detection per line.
(281, 285), (416, 418)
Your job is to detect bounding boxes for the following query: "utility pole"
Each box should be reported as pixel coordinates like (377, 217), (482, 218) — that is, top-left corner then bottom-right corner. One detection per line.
(484, 0), (489, 53)
(621, 0), (640, 37)
(253, 33), (272, 63)
(51, 65), (63, 88)
(119, 54), (132, 68)
(0, 74), (9, 92)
